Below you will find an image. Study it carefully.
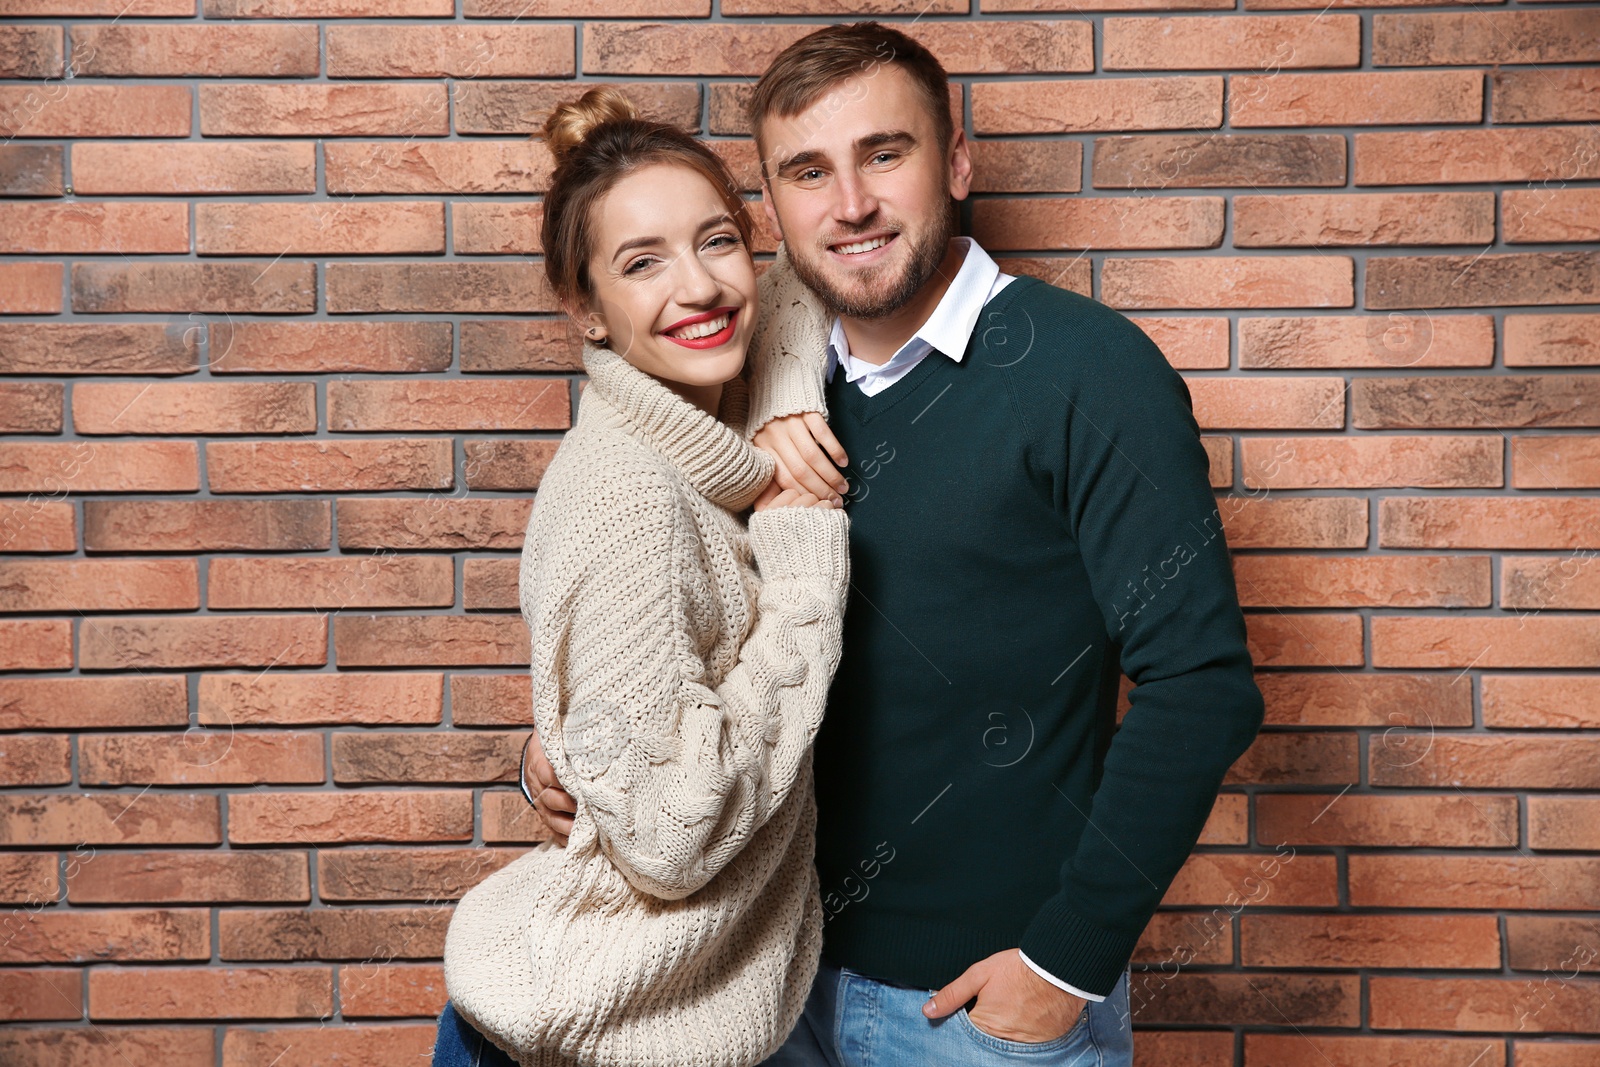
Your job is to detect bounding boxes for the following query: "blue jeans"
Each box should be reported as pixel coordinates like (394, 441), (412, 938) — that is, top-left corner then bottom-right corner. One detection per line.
(433, 1000), (518, 1067)
(759, 959), (1134, 1067)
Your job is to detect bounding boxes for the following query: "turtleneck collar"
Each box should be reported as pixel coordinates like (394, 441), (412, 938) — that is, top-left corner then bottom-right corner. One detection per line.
(578, 339), (776, 512)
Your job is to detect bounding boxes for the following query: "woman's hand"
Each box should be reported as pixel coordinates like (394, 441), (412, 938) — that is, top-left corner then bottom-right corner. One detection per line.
(752, 413), (849, 505)
(752, 485), (842, 512)
(522, 729), (576, 846)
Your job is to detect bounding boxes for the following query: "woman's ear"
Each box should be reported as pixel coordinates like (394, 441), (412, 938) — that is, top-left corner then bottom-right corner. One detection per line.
(563, 299), (608, 345)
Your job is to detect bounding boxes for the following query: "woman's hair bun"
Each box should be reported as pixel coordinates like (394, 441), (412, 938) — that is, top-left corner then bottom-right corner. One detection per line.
(542, 86), (642, 167)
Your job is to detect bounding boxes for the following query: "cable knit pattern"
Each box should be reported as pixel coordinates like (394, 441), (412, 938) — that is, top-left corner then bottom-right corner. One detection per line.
(742, 241), (835, 441)
(441, 337), (851, 1067)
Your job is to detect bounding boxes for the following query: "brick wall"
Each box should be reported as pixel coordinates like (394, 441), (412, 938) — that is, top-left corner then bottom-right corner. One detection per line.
(1, 2), (1598, 1064)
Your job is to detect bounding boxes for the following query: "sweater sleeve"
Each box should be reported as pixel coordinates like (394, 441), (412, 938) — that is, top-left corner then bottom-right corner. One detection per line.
(1013, 312), (1266, 996)
(741, 242), (833, 441)
(526, 482), (850, 902)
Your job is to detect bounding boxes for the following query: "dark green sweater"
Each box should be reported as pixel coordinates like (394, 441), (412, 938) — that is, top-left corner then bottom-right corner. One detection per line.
(810, 274), (1265, 997)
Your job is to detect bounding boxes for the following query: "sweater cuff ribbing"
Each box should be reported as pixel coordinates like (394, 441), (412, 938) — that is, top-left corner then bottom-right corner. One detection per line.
(746, 505), (850, 590)
(1017, 896), (1143, 998)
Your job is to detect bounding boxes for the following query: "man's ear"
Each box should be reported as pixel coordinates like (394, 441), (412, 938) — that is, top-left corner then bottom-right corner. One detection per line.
(947, 127), (974, 203)
(759, 178), (784, 242)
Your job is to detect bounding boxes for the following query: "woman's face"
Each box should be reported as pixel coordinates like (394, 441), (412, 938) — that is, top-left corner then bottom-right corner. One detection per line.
(579, 162), (758, 395)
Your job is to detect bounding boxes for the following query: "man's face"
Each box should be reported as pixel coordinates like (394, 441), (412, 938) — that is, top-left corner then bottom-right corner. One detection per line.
(757, 66), (972, 320)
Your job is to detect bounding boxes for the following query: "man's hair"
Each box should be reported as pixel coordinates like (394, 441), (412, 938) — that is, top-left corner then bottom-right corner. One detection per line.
(746, 22), (954, 182)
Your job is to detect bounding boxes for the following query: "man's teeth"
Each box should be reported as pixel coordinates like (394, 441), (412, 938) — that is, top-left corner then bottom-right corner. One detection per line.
(834, 235), (892, 255)
(667, 313), (731, 340)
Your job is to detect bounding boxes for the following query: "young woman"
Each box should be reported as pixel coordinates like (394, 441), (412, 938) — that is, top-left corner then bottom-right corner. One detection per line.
(434, 88), (851, 1067)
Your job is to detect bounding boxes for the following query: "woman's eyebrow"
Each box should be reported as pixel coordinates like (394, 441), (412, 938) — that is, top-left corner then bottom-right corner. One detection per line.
(611, 214), (734, 260)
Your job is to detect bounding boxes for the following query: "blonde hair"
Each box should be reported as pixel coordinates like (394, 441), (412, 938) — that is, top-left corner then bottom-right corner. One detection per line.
(538, 87), (756, 313)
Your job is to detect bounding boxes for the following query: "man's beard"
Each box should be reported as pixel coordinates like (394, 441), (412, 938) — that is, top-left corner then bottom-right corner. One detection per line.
(788, 207), (955, 321)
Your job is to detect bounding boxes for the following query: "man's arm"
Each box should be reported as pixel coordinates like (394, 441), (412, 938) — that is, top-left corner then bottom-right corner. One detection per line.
(1013, 309), (1266, 996)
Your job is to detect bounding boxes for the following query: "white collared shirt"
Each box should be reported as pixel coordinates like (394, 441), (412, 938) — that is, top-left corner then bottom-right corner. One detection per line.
(824, 234), (1107, 1007)
(825, 236), (1016, 396)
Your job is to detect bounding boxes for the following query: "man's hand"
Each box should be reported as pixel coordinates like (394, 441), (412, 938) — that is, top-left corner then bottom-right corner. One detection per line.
(521, 729), (576, 847)
(922, 949), (1087, 1043)
(752, 413), (849, 505)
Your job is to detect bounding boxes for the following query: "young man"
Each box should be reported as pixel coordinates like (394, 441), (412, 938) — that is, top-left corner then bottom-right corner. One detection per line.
(525, 21), (1265, 1067)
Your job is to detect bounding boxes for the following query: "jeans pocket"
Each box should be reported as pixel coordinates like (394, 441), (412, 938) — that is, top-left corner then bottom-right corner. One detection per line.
(955, 1001), (1090, 1054)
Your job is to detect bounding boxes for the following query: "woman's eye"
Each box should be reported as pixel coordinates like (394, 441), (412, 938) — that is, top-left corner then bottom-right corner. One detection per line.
(706, 233), (740, 250)
(623, 257), (655, 275)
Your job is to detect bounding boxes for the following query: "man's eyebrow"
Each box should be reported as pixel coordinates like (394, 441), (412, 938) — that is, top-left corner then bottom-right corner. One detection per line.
(774, 129), (918, 174)
(611, 212), (735, 260)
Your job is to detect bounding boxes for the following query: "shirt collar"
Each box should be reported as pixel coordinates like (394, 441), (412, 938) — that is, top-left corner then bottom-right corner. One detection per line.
(826, 236), (1002, 384)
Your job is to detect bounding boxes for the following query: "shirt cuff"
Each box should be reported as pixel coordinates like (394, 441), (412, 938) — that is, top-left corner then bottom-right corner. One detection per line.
(518, 733), (538, 808)
(1019, 950), (1107, 1004)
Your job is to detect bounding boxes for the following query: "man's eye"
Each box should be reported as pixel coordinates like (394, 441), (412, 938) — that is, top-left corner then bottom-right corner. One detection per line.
(798, 168), (824, 181)
(871, 152), (897, 164)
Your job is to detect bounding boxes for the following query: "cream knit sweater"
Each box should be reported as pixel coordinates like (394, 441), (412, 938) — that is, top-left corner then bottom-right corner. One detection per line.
(441, 265), (850, 1067)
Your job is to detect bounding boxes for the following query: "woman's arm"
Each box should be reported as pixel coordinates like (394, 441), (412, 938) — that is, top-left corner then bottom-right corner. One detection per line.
(523, 478), (850, 901)
(743, 242), (833, 440)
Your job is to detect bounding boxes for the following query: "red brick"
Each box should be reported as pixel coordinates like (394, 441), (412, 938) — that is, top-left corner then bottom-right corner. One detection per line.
(340, 962), (442, 1017)
(1504, 552), (1600, 610)
(71, 141), (315, 194)
(73, 381), (315, 435)
(972, 195), (1223, 250)
(1234, 191), (1493, 247)
(90, 965), (332, 1020)
(1140, 973), (1360, 1027)
(1221, 496), (1367, 550)
(197, 200), (443, 255)
(0, 261), (63, 312)
(1102, 255), (1353, 308)
(1242, 434), (1501, 489)
(0, 201), (187, 254)
(84, 499), (328, 552)
(73, 261), (315, 313)
(78, 615), (328, 670)
(1484, 675), (1600, 728)
(1164, 852), (1338, 908)
(725, 0), (961, 11)
(1232, 70), (1483, 127)
(331, 613), (528, 667)
(71, 23), (318, 75)
(325, 23), (573, 77)
(1381, 496), (1600, 549)
(0, 26), (63, 77)
(0, 735), (71, 786)
(325, 141), (551, 194)
(4, 0), (194, 10)
(0, 322), (201, 374)
(218, 904), (449, 960)
(209, 0), (450, 13)
(1369, 252), (1600, 310)
(457, 81), (699, 135)
(1374, 616), (1600, 669)
(1240, 313), (1494, 369)
(1188, 376), (1344, 429)
(1242, 913), (1501, 968)
(1374, 10), (1600, 65)
(335, 497), (528, 550)
(0, 381), (61, 432)
(969, 140), (1082, 193)
(211, 320), (451, 374)
(0, 85), (190, 138)
(0, 500), (76, 552)
(1245, 1035), (1508, 1066)
(1245, 612), (1364, 668)
(1227, 731), (1358, 786)
(0, 908), (210, 963)
(2, 794), (220, 846)
(0, 559), (199, 612)
(449, 672), (531, 726)
(0, 969), (81, 1021)
(1093, 133), (1346, 188)
(198, 671), (443, 727)
(1493, 68), (1600, 124)
(209, 555), (453, 610)
(200, 83), (448, 136)
(0, 442), (199, 493)
(1354, 374), (1600, 429)
(1257, 671), (1471, 727)
(1235, 554), (1489, 608)
(332, 730), (520, 784)
(1371, 976), (1600, 1033)
(466, 0), (702, 12)
(1505, 313), (1600, 367)
(0, 676), (188, 730)
(327, 379), (566, 431)
(453, 200), (542, 254)
(229, 791), (472, 844)
(317, 846), (523, 901)
(986, 0), (1231, 9)
(80, 731), (325, 786)
(1355, 127), (1600, 185)
(0, 618), (72, 676)
(208, 438), (453, 493)
(0, 143), (62, 195)
(975, 77), (1222, 133)
(1104, 14), (1359, 69)
(1511, 435), (1600, 489)
(1529, 797), (1600, 851)
(325, 261), (559, 313)
(1257, 793), (1515, 848)
(1505, 188), (1600, 243)
(1127, 316), (1228, 368)
(1351, 855), (1600, 910)
(67, 850), (308, 903)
